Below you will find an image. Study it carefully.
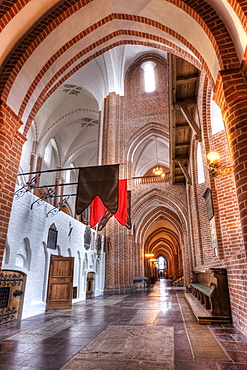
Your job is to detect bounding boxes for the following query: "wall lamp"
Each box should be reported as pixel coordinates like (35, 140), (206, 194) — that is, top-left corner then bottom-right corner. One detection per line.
(145, 253), (154, 258)
(207, 151), (233, 177)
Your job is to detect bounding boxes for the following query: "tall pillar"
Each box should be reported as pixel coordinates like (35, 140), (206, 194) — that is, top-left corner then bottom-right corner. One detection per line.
(102, 92), (120, 165)
(103, 92), (133, 292)
(0, 102), (25, 263)
(214, 69), (247, 249)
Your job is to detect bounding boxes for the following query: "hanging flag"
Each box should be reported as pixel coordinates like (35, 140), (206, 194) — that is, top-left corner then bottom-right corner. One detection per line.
(125, 191), (132, 229)
(97, 210), (112, 231)
(97, 191), (131, 230)
(90, 179), (127, 228)
(90, 195), (107, 228)
(75, 164), (119, 215)
(113, 179), (127, 226)
(95, 183), (131, 230)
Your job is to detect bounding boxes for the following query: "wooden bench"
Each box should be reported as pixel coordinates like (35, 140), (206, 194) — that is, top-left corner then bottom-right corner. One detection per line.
(185, 268), (231, 324)
(133, 277), (148, 288)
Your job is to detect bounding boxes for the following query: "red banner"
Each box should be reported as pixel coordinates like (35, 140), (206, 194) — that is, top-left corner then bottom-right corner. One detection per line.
(90, 179), (127, 227)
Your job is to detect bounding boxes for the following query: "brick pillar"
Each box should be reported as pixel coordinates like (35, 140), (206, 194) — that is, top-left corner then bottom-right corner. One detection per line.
(214, 69), (247, 249)
(0, 102), (25, 264)
(103, 92), (132, 292)
(102, 92), (120, 165)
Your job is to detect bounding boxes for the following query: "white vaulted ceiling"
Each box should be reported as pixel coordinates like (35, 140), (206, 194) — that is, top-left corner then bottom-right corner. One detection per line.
(2, 0), (246, 176)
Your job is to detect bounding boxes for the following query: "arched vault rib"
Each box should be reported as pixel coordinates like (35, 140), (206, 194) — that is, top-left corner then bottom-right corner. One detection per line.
(150, 240), (178, 259)
(132, 188), (188, 244)
(3, 0), (241, 105)
(139, 209), (184, 246)
(145, 228), (180, 254)
(21, 35), (209, 132)
(2, 10), (213, 106)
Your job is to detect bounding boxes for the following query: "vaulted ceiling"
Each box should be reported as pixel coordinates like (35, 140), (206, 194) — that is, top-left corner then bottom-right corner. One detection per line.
(1, 0), (247, 183)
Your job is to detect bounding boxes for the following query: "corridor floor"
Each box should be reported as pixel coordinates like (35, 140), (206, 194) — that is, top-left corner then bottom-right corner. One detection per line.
(0, 280), (247, 369)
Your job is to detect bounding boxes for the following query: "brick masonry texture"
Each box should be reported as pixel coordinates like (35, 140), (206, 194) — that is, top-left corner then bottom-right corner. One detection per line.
(2, 0), (247, 336)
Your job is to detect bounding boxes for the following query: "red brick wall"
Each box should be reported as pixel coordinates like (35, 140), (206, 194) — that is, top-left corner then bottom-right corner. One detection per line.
(0, 103), (26, 261)
(186, 69), (247, 332)
(104, 55), (189, 290)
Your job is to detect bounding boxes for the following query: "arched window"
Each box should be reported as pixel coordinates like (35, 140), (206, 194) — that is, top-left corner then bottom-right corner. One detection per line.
(158, 256), (167, 269)
(210, 99), (225, 134)
(141, 61), (156, 92)
(197, 142), (205, 184)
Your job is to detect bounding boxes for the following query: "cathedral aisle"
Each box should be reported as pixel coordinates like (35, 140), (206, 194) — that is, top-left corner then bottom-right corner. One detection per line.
(0, 280), (246, 369)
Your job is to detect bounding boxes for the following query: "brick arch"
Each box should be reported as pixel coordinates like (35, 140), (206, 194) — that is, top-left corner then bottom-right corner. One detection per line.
(3, 0), (235, 102)
(145, 228), (180, 256)
(224, 0), (247, 33)
(148, 238), (180, 264)
(132, 187), (187, 222)
(2, 0), (240, 109)
(146, 227), (180, 247)
(139, 206), (186, 278)
(138, 206), (185, 247)
(132, 188), (188, 244)
(149, 241), (175, 261)
(0, 0), (30, 30)
(20, 30), (210, 132)
(2, 13), (207, 106)
(0, 0), (91, 96)
(168, 0), (240, 68)
(125, 122), (169, 179)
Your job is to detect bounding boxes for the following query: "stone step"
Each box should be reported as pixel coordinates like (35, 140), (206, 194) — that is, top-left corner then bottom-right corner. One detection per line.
(184, 292), (231, 324)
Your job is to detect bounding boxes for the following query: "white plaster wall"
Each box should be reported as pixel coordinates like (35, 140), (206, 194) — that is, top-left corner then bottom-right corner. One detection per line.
(2, 187), (105, 319)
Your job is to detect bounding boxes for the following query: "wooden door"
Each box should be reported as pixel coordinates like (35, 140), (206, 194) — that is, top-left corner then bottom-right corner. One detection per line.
(0, 270), (26, 324)
(46, 255), (74, 311)
(86, 272), (94, 299)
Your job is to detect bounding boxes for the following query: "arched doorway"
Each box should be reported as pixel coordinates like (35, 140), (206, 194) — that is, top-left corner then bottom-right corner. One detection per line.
(157, 255), (168, 279)
(143, 217), (184, 286)
(86, 272), (95, 299)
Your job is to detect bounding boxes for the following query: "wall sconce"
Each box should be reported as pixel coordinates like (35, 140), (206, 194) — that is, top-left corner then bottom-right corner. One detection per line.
(207, 151), (233, 177)
(145, 253), (154, 258)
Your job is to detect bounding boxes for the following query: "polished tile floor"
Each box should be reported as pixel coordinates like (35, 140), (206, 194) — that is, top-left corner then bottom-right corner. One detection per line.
(0, 280), (247, 369)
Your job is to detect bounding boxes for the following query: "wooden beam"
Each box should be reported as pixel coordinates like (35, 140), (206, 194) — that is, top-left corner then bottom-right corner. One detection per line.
(175, 97), (196, 107)
(175, 142), (190, 148)
(177, 159), (192, 185)
(175, 155), (189, 161)
(175, 123), (190, 129)
(176, 74), (199, 85)
(178, 103), (201, 141)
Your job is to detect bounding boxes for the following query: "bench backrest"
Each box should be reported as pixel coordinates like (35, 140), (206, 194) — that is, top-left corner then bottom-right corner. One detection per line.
(192, 270), (217, 286)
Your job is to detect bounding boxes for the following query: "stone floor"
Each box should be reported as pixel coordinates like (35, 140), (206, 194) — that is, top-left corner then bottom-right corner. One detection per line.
(0, 280), (247, 369)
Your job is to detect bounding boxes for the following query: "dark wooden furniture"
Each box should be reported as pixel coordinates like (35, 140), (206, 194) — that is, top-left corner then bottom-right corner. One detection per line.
(185, 268), (231, 324)
(133, 277), (148, 288)
(0, 270), (26, 324)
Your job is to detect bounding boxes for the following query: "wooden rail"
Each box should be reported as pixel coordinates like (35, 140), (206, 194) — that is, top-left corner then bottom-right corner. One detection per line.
(132, 174), (170, 185)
